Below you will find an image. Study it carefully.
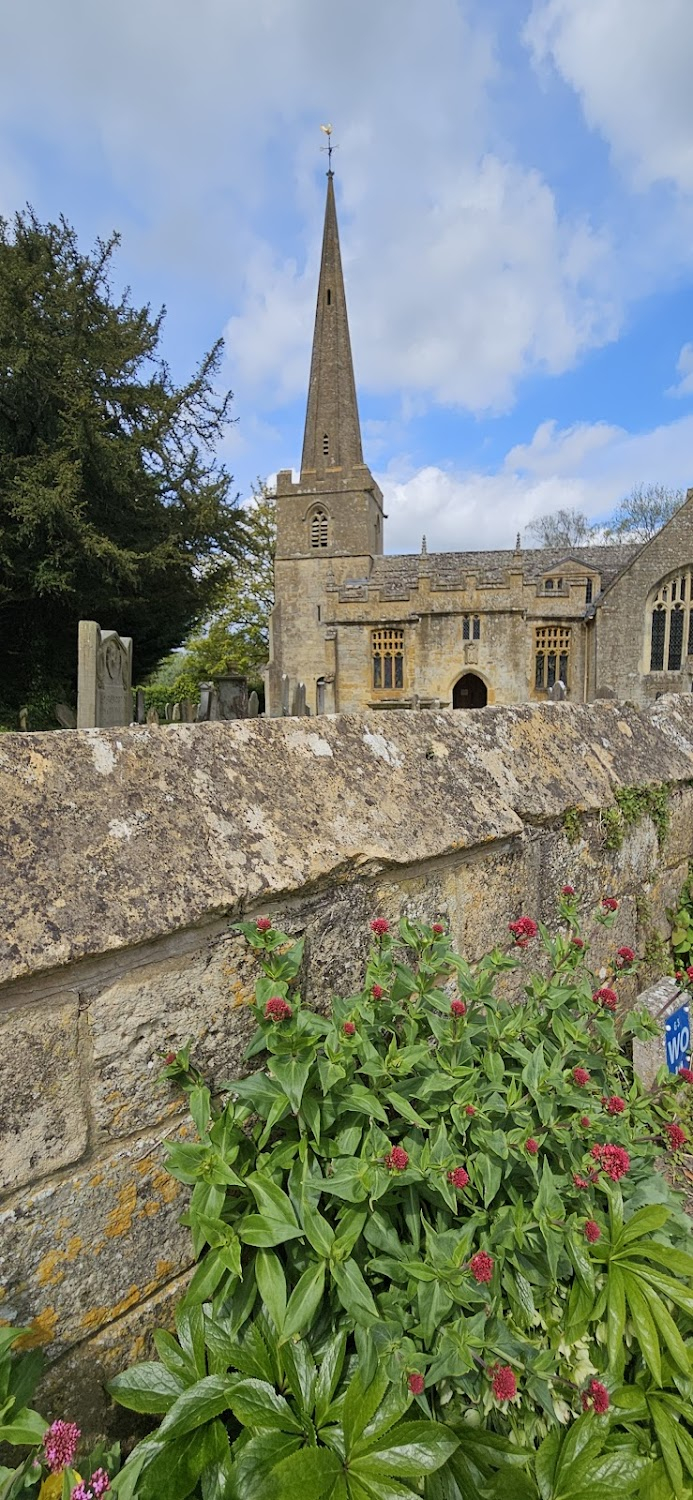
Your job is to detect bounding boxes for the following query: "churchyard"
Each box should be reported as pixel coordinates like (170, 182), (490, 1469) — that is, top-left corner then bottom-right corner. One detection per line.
(1, 694), (693, 1499)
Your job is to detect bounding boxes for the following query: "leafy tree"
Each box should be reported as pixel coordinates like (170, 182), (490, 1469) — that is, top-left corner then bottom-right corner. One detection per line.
(525, 508), (596, 548)
(162, 481), (275, 699)
(604, 483), (685, 543)
(0, 208), (248, 722)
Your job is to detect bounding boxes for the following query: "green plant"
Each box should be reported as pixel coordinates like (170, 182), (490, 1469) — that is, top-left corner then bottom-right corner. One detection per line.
(601, 785), (671, 853)
(562, 808), (581, 845)
(106, 897), (693, 1498)
(669, 867), (693, 973)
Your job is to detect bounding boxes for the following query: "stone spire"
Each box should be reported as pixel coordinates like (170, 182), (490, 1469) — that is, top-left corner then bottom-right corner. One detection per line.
(300, 172), (364, 479)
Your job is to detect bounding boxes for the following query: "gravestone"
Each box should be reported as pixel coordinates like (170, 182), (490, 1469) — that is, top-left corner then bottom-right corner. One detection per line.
(77, 622), (133, 729)
(549, 679), (567, 702)
(291, 681), (307, 717)
(197, 683), (220, 721)
(55, 702), (77, 730)
(216, 672), (248, 721)
(248, 690), (260, 718)
(181, 700), (196, 723)
(134, 689), (146, 725)
(146, 707), (160, 725)
(632, 976), (690, 1088)
(171, 703), (182, 722)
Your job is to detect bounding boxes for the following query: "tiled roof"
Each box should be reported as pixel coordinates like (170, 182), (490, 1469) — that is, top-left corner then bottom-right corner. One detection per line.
(364, 544), (640, 594)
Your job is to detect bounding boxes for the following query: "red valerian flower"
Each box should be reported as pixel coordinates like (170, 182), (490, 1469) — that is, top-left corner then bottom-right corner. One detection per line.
(509, 916), (539, 943)
(265, 996), (292, 1022)
(590, 1143), (630, 1180)
(371, 918), (390, 936)
(525, 1138), (539, 1155)
(603, 1095), (625, 1114)
(687, 966), (693, 982)
(451, 999), (467, 1017)
(164, 1051), (176, 1065)
(602, 897), (618, 912)
(407, 1372), (425, 1395)
(582, 1379), (609, 1414)
(584, 1219), (601, 1243)
(432, 922), (445, 935)
(580, 1116), (591, 1128)
(573, 1173), (590, 1188)
(665, 1122), (687, 1150)
(465, 1104), (476, 1117)
(256, 917), (272, 932)
(593, 987), (618, 1011)
(491, 1366), (517, 1401)
(676, 971), (683, 981)
(43, 1421), (81, 1474)
(572, 1066), (591, 1086)
(679, 1067), (693, 1083)
(571, 937), (584, 949)
(561, 885), (576, 896)
(343, 1021), (356, 1037)
(371, 984), (384, 1000)
(469, 1250), (494, 1283)
(615, 946), (635, 967)
(385, 1145), (409, 1171)
(448, 1166), (470, 1188)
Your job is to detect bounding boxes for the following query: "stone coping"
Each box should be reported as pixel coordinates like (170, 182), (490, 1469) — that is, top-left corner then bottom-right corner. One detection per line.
(2, 696), (693, 988)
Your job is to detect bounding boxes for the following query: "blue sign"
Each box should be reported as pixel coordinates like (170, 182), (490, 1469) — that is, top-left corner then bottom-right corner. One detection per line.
(665, 1004), (691, 1074)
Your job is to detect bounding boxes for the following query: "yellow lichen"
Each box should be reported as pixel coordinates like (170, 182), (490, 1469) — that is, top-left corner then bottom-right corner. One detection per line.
(36, 1251), (65, 1288)
(16, 1307), (58, 1348)
(104, 1181), (137, 1239)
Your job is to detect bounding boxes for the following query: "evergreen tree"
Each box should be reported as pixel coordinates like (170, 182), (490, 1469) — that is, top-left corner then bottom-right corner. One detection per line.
(0, 208), (248, 721)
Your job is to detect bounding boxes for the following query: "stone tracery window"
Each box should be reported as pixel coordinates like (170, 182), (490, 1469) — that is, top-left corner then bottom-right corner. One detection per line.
(535, 624), (571, 692)
(648, 570), (693, 672)
(462, 614), (480, 641)
(310, 508), (329, 549)
(372, 627), (404, 689)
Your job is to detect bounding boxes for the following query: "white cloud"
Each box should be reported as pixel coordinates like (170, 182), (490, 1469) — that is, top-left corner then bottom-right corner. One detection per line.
(525, 0), (693, 194)
(668, 343), (693, 399)
(381, 412), (693, 553)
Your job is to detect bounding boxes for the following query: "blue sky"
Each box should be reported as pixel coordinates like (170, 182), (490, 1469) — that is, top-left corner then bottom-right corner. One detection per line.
(2, 0), (693, 553)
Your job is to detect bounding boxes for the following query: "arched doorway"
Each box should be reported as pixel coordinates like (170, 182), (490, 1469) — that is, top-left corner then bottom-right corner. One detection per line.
(452, 673), (487, 709)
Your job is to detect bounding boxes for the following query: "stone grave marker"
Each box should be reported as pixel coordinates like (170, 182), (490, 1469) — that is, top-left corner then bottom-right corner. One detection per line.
(281, 674), (290, 716)
(55, 702), (77, 730)
(216, 672), (248, 720)
(291, 681), (307, 716)
(77, 622), (133, 729)
(248, 690), (260, 718)
(632, 976), (690, 1088)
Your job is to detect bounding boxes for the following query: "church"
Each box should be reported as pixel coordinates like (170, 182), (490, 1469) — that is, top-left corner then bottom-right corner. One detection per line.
(265, 168), (693, 716)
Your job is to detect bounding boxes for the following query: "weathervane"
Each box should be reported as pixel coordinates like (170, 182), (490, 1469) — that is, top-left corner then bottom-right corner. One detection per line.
(320, 122), (338, 172)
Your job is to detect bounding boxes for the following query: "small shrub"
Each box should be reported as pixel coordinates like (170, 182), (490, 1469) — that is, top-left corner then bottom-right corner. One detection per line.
(108, 898), (693, 1499)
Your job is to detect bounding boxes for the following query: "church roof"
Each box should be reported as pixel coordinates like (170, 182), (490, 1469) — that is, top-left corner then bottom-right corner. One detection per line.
(366, 544), (640, 595)
(300, 172), (364, 479)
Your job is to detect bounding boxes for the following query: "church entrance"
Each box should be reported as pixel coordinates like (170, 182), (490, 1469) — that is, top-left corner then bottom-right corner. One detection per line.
(452, 673), (487, 710)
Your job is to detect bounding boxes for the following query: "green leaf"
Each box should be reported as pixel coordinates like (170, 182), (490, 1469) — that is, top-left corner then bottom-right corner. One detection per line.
(341, 1368), (390, 1454)
(227, 1377), (303, 1432)
(0, 1406), (47, 1445)
(301, 1198), (335, 1257)
(342, 1085), (390, 1124)
(281, 1262), (326, 1343)
(621, 1206), (671, 1243)
(623, 1270), (662, 1384)
(265, 1446), (342, 1500)
(256, 1250), (287, 1333)
(351, 1420), (459, 1479)
(270, 1055), (312, 1113)
(136, 1421), (229, 1500)
(535, 1430), (561, 1500)
(157, 1375), (235, 1440)
(107, 1362), (187, 1414)
(606, 1263), (627, 1374)
(231, 1432), (302, 1499)
(331, 1257), (379, 1327)
(184, 1249), (228, 1307)
(314, 1330), (348, 1428)
(241, 1174), (304, 1247)
(639, 1276), (691, 1377)
(385, 1091), (430, 1129)
(190, 1085), (212, 1137)
(649, 1397), (684, 1496)
(176, 1303), (207, 1378)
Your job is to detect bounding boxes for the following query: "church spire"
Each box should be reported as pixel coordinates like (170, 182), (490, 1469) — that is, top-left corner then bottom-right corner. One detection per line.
(300, 170), (364, 479)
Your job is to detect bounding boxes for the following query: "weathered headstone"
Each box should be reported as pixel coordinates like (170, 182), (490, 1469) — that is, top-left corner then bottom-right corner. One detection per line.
(549, 679), (567, 702)
(134, 689), (146, 725)
(18, 707), (28, 732)
(291, 681), (307, 717)
(181, 700), (196, 723)
(146, 707), (160, 725)
(248, 690), (260, 718)
(632, 976), (690, 1088)
(77, 622), (133, 729)
(197, 683), (220, 721)
(172, 703), (182, 722)
(55, 702), (77, 730)
(216, 672), (248, 720)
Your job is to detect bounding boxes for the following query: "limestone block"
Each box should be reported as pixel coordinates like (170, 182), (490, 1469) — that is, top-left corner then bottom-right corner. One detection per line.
(37, 1270), (192, 1444)
(660, 785), (693, 871)
(632, 977), (686, 1089)
(0, 998), (87, 1195)
(0, 1126), (192, 1358)
(87, 935), (257, 1139)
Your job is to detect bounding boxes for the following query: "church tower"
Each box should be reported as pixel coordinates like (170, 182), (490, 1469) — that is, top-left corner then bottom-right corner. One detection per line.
(266, 160), (384, 715)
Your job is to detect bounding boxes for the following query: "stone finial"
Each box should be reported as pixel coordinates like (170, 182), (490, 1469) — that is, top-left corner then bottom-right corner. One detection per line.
(515, 532), (521, 551)
(421, 535), (427, 555)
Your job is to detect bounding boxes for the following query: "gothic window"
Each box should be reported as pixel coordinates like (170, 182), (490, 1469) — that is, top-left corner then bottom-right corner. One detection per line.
(372, 627), (404, 690)
(534, 625), (571, 692)
(585, 578), (593, 604)
(462, 615), (481, 641)
(310, 509), (329, 549)
(647, 570), (693, 672)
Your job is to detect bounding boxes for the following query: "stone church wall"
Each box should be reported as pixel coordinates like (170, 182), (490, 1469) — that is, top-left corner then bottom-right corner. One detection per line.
(2, 697), (693, 1435)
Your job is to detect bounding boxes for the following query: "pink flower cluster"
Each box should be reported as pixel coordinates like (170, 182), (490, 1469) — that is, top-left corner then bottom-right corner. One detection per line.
(71, 1472), (111, 1500)
(581, 1379), (609, 1413)
(43, 1421), (80, 1474)
(602, 1095), (625, 1115)
(508, 916), (538, 948)
(265, 996), (292, 1022)
(679, 1067), (693, 1083)
(432, 922), (445, 935)
(371, 984), (384, 1000)
(451, 999), (467, 1018)
(256, 917), (272, 932)
(525, 1138), (539, 1155)
(615, 946), (635, 967)
(469, 1250), (494, 1283)
(343, 1021), (356, 1037)
(408, 1372), (425, 1394)
(584, 1219), (601, 1243)
(491, 1365), (517, 1401)
(601, 896), (618, 912)
(590, 1142), (630, 1181)
(561, 885), (576, 897)
(447, 1166), (469, 1188)
(370, 918), (390, 936)
(593, 987), (618, 1011)
(665, 1122), (687, 1150)
(385, 1145), (409, 1171)
(572, 1067), (591, 1086)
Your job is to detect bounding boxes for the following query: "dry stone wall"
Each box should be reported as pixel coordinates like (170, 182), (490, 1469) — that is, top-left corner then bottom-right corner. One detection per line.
(2, 697), (693, 1436)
